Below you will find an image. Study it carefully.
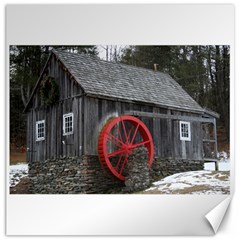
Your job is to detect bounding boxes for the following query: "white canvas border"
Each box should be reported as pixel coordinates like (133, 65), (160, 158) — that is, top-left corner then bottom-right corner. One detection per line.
(5, 4), (234, 236)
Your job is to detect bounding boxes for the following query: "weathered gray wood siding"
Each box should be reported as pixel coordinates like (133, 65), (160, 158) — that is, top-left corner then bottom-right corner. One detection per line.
(26, 53), (203, 162)
(83, 96), (203, 160)
(26, 54), (83, 162)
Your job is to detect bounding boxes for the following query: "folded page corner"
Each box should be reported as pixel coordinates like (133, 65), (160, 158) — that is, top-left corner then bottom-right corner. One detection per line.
(205, 196), (232, 234)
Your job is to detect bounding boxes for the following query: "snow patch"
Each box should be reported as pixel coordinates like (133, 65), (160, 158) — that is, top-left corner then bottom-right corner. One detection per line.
(9, 163), (28, 187)
(204, 159), (230, 171)
(145, 170), (230, 194)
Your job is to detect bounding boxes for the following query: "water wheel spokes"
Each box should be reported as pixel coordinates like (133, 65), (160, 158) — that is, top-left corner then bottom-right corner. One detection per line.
(98, 116), (154, 181)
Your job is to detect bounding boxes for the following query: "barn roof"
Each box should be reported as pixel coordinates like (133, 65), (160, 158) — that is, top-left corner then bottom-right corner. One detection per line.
(25, 49), (204, 113)
(53, 49), (204, 113)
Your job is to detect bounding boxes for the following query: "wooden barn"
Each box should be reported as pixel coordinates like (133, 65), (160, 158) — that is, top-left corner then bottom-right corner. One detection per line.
(24, 49), (218, 169)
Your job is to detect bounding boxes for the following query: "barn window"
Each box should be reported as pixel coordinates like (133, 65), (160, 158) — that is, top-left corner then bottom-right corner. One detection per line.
(36, 120), (45, 141)
(179, 121), (191, 141)
(63, 113), (74, 135)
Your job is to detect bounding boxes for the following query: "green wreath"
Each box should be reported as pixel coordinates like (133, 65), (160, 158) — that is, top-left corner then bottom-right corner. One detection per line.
(40, 76), (60, 106)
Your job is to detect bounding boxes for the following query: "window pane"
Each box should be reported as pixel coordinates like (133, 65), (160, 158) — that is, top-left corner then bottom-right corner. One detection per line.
(181, 124), (188, 137)
(36, 121), (45, 140)
(180, 122), (190, 140)
(63, 114), (73, 134)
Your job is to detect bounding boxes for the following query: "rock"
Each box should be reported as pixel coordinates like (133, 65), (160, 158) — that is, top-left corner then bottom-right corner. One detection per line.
(125, 146), (151, 192)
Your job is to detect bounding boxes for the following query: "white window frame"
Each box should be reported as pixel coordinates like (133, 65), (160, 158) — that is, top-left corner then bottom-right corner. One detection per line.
(179, 121), (191, 141)
(63, 112), (74, 136)
(36, 120), (45, 141)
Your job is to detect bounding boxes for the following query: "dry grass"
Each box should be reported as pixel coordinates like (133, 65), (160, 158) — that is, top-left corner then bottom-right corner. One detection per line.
(139, 184), (212, 194)
(206, 171), (230, 181)
(10, 151), (26, 165)
(169, 185), (212, 194)
(214, 172), (230, 181)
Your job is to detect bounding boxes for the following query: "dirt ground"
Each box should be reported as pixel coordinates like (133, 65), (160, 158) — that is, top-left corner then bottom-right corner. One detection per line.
(10, 177), (31, 194)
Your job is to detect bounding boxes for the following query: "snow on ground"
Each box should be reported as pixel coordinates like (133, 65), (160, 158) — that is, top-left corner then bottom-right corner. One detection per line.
(145, 160), (230, 195)
(204, 158), (230, 171)
(9, 163), (28, 187)
(145, 170), (230, 194)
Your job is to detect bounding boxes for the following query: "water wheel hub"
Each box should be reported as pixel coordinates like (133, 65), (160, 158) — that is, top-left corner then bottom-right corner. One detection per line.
(98, 116), (154, 181)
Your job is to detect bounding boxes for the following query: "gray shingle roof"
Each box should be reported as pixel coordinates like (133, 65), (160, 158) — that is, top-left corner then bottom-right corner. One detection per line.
(53, 49), (204, 113)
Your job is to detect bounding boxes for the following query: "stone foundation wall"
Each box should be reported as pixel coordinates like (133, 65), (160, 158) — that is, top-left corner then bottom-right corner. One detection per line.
(80, 155), (124, 193)
(151, 158), (204, 181)
(28, 156), (124, 194)
(28, 153), (204, 194)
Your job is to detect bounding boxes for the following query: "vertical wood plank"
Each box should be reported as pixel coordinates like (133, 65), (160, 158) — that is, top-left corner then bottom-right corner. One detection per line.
(52, 105), (56, 158)
(172, 110), (181, 159)
(153, 107), (160, 157)
(71, 78), (74, 98)
(55, 103), (59, 158)
(59, 61), (63, 99)
(41, 109), (45, 161)
(98, 99), (103, 120)
(181, 141), (186, 159)
(32, 109), (36, 161)
(192, 121), (197, 159)
(62, 100), (66, 157)
(59, 102), (63, 157)
(88, 97), (99, 155)
(101, 99), (107, 120)
(79, 97), (83, 155)
(187, 116), (193, 159)
(115, 101), (120, 116)
(73, 97), (79, 156)
(65, 71), (68, 99)
(160, 118), (166, 158)
(70, 99), (74, 157)
(157, 107), (162, 157)
(166, 109), (172, 158)
(83, 96), (88, 155)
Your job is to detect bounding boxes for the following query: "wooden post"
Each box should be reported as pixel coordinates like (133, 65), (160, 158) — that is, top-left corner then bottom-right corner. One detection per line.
(213, 118), (219, 171)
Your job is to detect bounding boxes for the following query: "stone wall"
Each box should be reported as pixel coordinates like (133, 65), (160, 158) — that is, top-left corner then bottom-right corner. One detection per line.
(151, 158), (204, 181)
(28, 153), (204, 194)
(80, 155), (124, 193)
(28, 156), (124, 194)
(125, 147), (151, 192)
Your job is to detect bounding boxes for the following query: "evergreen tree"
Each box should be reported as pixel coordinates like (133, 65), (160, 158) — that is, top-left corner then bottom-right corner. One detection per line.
(120, 45), (230, 141)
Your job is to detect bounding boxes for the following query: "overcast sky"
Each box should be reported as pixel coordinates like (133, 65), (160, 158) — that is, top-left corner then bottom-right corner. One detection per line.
(97, 45), (127, 61)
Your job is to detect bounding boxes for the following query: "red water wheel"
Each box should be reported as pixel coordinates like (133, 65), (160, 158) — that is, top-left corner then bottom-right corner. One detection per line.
(98, 116), (154, 181)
